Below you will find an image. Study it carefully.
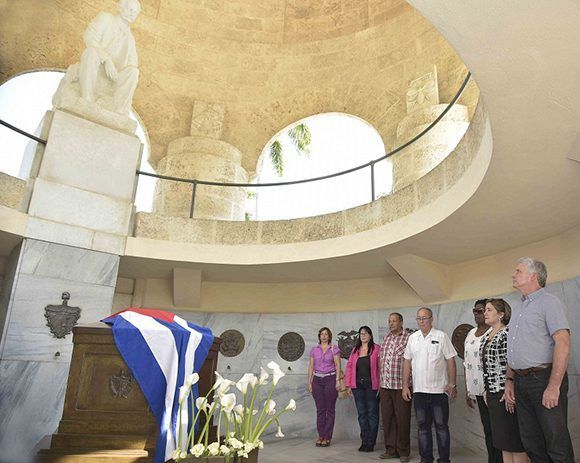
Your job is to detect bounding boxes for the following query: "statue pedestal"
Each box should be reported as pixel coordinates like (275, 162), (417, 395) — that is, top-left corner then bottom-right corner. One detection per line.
(37, 323), (221, 463)
(26, 109), (142, 255)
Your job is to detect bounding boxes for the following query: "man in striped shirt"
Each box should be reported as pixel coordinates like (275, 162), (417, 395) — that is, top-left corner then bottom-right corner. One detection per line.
(379, 313), (412, 462)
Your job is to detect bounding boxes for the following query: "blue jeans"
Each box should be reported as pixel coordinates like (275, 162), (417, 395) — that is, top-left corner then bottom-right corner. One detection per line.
(414, 393), (450, 463)
(352, 384), (379, 447)
(515, 369), (574, 463)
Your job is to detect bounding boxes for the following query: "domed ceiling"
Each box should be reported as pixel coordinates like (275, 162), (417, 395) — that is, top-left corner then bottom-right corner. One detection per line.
(0, 0), (478, 172)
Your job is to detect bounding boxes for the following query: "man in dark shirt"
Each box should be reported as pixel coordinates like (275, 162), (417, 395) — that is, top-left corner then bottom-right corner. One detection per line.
(504, 258), (573, 462)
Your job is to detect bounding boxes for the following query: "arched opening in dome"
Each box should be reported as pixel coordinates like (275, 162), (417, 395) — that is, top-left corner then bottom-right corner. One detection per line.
(0, 70), (155, 212)
(250, 113), (391, 221)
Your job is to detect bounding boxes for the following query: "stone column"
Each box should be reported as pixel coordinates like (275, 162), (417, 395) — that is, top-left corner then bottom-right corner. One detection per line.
(153, 101), (248, 220)
(392, 67), (470, 192)
(0, 109), (142, 462)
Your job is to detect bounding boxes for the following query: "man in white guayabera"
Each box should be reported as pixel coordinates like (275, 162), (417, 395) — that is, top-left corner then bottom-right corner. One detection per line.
(53, 0), (141, 116)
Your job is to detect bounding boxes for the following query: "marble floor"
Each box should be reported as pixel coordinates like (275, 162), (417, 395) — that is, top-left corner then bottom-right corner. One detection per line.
(260, 438), (484, 462)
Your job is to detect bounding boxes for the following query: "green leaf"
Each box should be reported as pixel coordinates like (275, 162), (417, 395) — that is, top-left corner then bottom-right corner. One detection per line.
(269, 139), (284, 176)
(288, 123), (311, 156)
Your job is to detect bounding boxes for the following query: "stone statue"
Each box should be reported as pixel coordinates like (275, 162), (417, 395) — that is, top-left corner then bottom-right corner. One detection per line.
(53, 0), (141, 124)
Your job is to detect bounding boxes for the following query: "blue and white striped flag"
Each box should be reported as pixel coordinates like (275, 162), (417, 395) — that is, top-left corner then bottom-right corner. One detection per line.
(102, 308), (214, 463)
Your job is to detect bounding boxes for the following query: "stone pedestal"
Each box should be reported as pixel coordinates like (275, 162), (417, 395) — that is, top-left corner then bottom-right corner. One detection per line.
(153, 101), (248, 220)
(392, 104), (469, 192)
(0, 110), (144, 462)
(26, 109), (143, 255)
(0, 239), (119, 463)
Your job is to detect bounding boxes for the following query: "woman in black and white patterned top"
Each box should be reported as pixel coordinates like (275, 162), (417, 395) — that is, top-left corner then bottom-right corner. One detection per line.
(480, 299), (527, 463)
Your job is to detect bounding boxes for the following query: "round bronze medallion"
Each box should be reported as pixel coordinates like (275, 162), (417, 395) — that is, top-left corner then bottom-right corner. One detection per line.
(452, 323), (474, 360)
(219, 329), (245, 357)
(277, 332), (305, 362)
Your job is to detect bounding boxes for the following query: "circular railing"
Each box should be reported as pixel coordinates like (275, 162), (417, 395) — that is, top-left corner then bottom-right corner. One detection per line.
(0, 72), (471, 218)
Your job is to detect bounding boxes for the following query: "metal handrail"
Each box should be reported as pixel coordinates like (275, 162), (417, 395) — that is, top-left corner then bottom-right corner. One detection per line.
(1, 71), (472, 218)
(137, 71), (471, 189)
(0, 118), (47, 145)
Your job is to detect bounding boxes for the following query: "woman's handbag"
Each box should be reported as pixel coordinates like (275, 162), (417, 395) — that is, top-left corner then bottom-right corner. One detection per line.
(337, 370), (348, 399)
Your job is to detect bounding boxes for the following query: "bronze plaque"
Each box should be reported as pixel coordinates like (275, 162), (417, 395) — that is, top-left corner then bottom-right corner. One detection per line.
(44, 292), (81, 339)
(219, 329), (245, 357)
(452, 323), (474, 359)
(337, 330), (359, 359)
(277, 332), (305, 362)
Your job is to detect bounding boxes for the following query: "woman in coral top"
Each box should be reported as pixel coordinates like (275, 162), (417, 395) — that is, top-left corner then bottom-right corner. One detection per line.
(345, 325), (380, 452)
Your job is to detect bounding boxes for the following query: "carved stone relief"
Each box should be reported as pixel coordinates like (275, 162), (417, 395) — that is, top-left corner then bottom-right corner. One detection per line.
(110, 369), (134, 398)
(190, 100), (226, 139)
(219, 329), (245, 357)
(406, 66), (439, 114)
(277, 332), (305, 362)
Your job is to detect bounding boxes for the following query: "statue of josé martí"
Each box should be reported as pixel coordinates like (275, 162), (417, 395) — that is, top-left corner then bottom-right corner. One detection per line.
(53, 0), (141, 118)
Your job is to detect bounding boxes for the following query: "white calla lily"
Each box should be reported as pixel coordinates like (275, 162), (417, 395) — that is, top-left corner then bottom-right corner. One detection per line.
(220, 392), (236, 414)
(233, 404), (244, 417)
(267, 361), (285, 386)
(195, 396), (208, 411)
(258, 367), (269, 385)
(285, 399), (296, 411)
(264, 399), (276, 416)
(236, 373), (257, 394)
(220, 445), (230, 455)
(178, 385), (190, 404)
(185, 372), (199, 388)
(275, 426), (285, 438)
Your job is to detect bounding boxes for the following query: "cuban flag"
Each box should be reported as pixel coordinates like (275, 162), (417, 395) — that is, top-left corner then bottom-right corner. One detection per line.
(102, 308), (214, 463)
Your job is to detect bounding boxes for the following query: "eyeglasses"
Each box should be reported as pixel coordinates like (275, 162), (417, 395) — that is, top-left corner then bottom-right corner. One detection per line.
(415, 317), (432, 322)
(472, 308), (485, 314)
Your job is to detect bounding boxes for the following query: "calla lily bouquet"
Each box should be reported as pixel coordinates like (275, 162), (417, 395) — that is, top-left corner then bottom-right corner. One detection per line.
(173, 361), (296, 462)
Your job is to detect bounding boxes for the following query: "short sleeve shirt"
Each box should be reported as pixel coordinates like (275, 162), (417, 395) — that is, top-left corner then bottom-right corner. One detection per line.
(379, 330), (410, 390)
(310, 344), (340, 374)
(507, 288), (570, 369)
(404, 328), (457, 394)
(463, 327), (490, 398)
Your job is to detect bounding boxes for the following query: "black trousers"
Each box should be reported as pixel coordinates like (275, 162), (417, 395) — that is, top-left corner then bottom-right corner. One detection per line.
(515, 369), (574, 463)
(476, 395), (503, 463)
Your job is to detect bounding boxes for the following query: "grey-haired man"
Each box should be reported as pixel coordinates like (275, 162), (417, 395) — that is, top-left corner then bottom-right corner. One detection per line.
(504, 258), (573, 463)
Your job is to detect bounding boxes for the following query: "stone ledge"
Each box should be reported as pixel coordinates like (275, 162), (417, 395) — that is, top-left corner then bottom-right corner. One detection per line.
(133, 100), (488, 247)
(0, 172), (28, 211)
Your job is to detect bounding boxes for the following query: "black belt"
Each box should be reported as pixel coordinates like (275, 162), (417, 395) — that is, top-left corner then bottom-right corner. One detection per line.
(512, 363), (551, 376)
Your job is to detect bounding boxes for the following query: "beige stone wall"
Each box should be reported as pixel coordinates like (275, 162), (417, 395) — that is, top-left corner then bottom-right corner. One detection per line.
(0, 173), (27, 211)
(134, 99), (487, 244)
(120, 223), (580, 313)
(0, 0), (479, 174)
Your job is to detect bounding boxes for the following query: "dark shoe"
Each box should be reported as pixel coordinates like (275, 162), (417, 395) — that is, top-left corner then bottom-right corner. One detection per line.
(358, 444), (366, 452)
(380, 452), (400, 459)
(315, 438), (323, 447)
(363, 445), (374, 452)
(399, 456), (410, 462)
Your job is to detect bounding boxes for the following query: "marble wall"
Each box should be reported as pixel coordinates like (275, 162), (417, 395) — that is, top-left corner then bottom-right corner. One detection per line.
(0, 238), (119, 463)
(177, 275), (580, 454)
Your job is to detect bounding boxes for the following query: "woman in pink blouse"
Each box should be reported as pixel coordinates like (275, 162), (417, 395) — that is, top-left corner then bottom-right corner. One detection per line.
(345, 325), (380, 452)
(308, 327), (341, 447)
